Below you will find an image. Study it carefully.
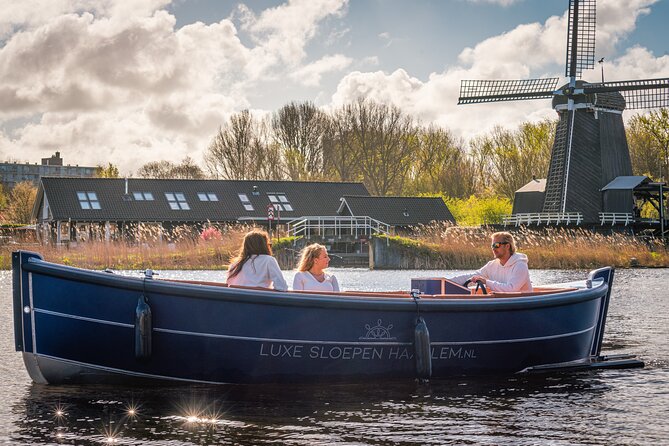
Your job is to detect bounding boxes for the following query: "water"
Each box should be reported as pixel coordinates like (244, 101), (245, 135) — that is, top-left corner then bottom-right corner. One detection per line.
(1, 267), (668, 445)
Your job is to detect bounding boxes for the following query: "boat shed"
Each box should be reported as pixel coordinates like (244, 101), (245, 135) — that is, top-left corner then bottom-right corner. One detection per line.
(511, 178), (546, 214)
(600, 176), (651, 213)
(32, 177), (370, 244)
(337, 195), (456, 229)
(601, 176), (667, 233)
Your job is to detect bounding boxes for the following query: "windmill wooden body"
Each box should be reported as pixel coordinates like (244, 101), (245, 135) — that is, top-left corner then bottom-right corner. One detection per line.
(458, 0), (668, 223)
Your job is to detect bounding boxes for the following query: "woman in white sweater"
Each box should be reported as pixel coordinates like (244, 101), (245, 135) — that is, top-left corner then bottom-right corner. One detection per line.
(226, 229), (288, 291)
(292, 243), (340, 292)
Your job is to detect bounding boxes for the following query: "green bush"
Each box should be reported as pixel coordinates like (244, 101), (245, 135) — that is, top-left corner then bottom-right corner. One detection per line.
(443, 195), (511, 226)
(419, 193), (512, 226)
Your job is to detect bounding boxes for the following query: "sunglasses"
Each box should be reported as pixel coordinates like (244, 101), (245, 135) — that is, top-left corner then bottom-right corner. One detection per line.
(491, 242), (509, 249)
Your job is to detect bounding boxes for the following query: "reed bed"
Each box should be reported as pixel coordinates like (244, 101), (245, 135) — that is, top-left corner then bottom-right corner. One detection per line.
(409, 223), (669, 269)
(1, 223), (666, 270)
(0, 226), (248, 271)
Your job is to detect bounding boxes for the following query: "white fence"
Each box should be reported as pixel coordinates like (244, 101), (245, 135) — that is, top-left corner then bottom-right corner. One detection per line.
(598, 212), (634, 226)
(287, 216), (391, 239)
(502, 212), (584, 227)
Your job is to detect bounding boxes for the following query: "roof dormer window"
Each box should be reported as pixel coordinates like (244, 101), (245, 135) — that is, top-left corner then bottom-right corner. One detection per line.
(132, 192), (154, 201)
(165, 192), (190, 210)
(238, 193), (254, 211)
(197, 193), (219, 202)
(77, 191), (101, 210)
(267, 193), (293, 212)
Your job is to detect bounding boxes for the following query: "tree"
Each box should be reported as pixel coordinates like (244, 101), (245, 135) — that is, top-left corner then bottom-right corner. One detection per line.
(325, 98), (417, 195)
(95, 163), (120, 178)
(354, 99), (418, 196)
(253, 119), (286, 180)
(0, 183), (8, 213)
(171, 156), (205, 179)
(627, 108), (669, 181)
(272, 101), (327, 180)
(205, 111), (286, 180)
(6, 181), (37, 224)
(322, 106), (363, 183)
(408, 125), (477, 198)
(469, 120), (555, 200)
(137, 157), (206, 179)
(137, 160), (178, 179)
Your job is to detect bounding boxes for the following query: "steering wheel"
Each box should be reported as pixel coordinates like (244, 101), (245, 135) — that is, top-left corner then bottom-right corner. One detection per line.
(474, 280), (488, 295)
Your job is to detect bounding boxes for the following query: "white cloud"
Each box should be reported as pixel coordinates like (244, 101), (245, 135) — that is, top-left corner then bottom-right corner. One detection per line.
(597, 45), (669, 81)
(0, 0), (172, 37)
(239, 0), (348, 70)
(464, 0), (523, 6)
(290, 54), (352, 86)
(360, 56), (380, 67)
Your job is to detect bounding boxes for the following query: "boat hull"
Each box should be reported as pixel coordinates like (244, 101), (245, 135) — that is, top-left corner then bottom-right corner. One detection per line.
(13, 251), (614, 384)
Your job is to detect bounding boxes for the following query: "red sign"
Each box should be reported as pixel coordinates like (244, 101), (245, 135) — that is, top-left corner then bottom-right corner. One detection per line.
(267, 204), (275, 220)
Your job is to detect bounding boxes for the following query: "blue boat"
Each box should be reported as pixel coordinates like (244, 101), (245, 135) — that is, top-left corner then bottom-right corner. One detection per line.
(12, 251), (642, 385)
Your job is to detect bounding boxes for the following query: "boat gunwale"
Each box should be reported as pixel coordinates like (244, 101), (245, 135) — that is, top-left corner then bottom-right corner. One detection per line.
(22, 254), (608, 312)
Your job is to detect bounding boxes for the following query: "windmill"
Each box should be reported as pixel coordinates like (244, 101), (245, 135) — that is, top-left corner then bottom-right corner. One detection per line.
(458, 0), (669, 223)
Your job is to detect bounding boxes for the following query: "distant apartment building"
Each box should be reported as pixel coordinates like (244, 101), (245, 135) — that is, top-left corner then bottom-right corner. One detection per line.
(0, 151), (96, 190)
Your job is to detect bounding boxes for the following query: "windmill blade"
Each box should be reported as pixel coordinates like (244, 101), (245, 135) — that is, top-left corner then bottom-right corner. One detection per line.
(458, 78), (559, 104)
(583, 78), (669, 109)
(565, 0), (596, 79)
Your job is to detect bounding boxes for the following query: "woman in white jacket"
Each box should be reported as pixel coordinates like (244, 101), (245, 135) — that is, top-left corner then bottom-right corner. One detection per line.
(450, 232), (532, 292)
(226, 229), (288, 291)
(292, 243), (340, 292)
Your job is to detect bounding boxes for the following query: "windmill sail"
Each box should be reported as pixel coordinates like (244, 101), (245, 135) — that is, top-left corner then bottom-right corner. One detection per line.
(458, 78), (558, 104)
(583, 78), (669, 109)
(565, 0), (596, 79)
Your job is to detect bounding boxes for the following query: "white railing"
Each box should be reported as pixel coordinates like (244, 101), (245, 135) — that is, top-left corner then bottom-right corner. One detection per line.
(287, 216), (391, 239)
(503, 212), (583, 227)
(599, 212), (634, 226)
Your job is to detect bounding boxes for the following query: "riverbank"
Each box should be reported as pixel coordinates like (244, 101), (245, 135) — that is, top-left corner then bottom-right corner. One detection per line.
(0, 225), (666, 270)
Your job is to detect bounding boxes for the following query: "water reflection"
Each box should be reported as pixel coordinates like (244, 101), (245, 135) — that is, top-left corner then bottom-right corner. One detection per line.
(11, 373), (615, 445)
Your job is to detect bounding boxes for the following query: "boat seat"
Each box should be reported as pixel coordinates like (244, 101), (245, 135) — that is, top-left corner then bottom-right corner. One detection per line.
(427, 287), (577, 299)
(489, 287), (577, 298)
(163, 279), (230, 287)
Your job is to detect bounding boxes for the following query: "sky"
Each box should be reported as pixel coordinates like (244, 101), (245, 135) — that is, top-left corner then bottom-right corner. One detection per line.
(0, 0), (668, 175)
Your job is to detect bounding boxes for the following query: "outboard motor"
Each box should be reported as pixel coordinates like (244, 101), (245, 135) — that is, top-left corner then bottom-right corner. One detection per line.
(414, 316), (432, 379)
(135, 295), (152, 359)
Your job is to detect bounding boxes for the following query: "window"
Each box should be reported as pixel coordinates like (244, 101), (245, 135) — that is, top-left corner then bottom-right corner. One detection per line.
(198, 192), (219, 201)
(165, 192), (190, 210)
(77, 191), (101, 210)
(133, 192), (154, 201)
(238, 193), (254, 211)
(267, 193), (292, 212)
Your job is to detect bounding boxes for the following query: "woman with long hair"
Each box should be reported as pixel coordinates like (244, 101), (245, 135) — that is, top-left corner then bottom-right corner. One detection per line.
(292, 243), (340, 292)
(226, 229), (288, 291)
